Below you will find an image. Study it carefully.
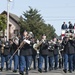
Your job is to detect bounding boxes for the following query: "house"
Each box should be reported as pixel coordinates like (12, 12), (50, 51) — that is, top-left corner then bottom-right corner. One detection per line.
(0, 11), (20, 39)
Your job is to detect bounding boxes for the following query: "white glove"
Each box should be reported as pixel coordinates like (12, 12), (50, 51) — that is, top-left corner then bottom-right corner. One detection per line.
(24, 39), (30, 44)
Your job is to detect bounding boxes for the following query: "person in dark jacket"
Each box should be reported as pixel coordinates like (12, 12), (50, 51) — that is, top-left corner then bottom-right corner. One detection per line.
(53, 38), (59, 70)
(68, 21), (73, 29)
(19, 31), (32, 75)
(0, 39), (2, 54)
(48, 40), (54, 71)
(58, 39), (64, 69)
(61, 22), (68, 30)
(68, 36), (75, 73)
(12, 37), (19, 72)
(38, 34), (49, 73)
(68, 21), (74, 33)
(0, 38), (10, 71)
(73, 37), (75, 71)
(30, 38), (37, 69)
(62, 36), (69, 73)
(9, 39), (13, 70)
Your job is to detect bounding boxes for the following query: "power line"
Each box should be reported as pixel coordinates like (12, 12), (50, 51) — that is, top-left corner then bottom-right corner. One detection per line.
(43, 16), (75, 18)
(35, 6), (75, 8)
(44, 19), (75, 21)
(42, 16), (75, 21)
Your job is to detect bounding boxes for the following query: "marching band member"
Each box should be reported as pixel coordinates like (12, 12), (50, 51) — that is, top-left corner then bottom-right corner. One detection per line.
(38, 34), (49, 73)
(62, 36), (69, 73)
(0, 38), (10, 71)
(9, 39), (14, 70)
(8, 37), (19, 72)
(27, 32), (35, 70)
(63, 35), (75, 73)
(19, 30), (32, 75)
(30, 38), (37, 70)
(58, 39), (64, 69)
(53, 38), (59, 70)
(12, 36), (19, 72)
(0, 38), (2, 54)
(67, 35), (75, 73)
(48, 40), (54, 71)
(73, 37), (75, 71)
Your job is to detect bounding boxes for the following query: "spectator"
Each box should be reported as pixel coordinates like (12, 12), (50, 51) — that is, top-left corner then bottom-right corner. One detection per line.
(68, 21), (74, 33)
(68, 21), (73, 29)
(61, 22), (67, 30)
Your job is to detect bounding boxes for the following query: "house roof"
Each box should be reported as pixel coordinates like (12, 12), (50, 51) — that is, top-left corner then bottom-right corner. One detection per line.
(1, 11), (20, 25)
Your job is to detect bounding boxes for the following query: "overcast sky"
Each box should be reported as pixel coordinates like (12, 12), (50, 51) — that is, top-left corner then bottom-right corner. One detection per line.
(0, 0), (75, 36)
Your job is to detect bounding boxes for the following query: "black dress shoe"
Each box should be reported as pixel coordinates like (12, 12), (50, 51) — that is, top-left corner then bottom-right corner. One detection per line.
(49, 67), (53, 71)
(73, 69), (75, 71)
(38, 68), (42, 73)
(54, 67), (58, 70)
(59, 66), (62, 69)
(20, 72), (24, 75)
(0, 67), (3, 71)
(6, 69), (9, 71)
(25, 73), (28, 75)
(63, 69), (67, 73)
(69, 70), (72, 73)
(8, 68), (11, 70)
(45, 69), (47, 72)
(13, 70), (17, 72)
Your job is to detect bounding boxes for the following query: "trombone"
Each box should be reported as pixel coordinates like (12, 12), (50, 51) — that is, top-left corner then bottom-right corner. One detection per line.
(8, 39), (30, 63)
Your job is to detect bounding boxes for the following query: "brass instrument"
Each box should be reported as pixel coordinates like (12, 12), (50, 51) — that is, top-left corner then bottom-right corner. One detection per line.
(33, 40), (43, 51)
(1, 43), (5, 54)
(18, 40), (26, 49)
(8, 39), (30, 63)
(13, 37), (19, 45)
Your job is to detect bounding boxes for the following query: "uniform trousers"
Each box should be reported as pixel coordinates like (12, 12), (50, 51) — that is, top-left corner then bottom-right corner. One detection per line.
(13, 55), (19, 70)
(1, 54), (9, 70)
(68, 54), (74, 71)
(48, 56), (54, 69)
(32, 55), (37, 69)
(54, 54), (58, 69)
(63, 54), (68, 70)
(38, 55), (48, 70)
(19, 55), (29, 74)
(73, 54), (75, 71)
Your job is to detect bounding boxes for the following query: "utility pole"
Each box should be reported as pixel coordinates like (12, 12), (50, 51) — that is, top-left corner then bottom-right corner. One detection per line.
(7, 0), (13, 41)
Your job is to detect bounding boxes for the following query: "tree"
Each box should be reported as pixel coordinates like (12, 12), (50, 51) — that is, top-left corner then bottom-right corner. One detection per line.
(19, 7), (56, 40)
(0, 14), (6, 37)
(0, 14), (6, 31)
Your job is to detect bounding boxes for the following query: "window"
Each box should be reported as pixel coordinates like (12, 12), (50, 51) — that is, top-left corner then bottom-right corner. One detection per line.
(14, 30), (18, 35)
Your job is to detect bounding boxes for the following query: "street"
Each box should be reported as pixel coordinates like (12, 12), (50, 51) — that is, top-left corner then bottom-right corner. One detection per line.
(0, 68), (75, 75)
(0, 58), (75, 75)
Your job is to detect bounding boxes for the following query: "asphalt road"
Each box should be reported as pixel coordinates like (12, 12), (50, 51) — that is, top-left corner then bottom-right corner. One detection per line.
(0, 58), (75, 75)
(0, 68), (75, 75)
